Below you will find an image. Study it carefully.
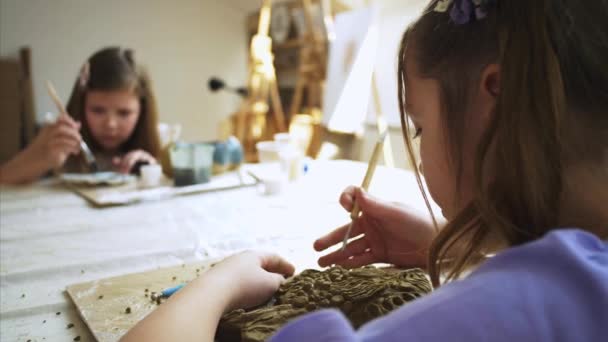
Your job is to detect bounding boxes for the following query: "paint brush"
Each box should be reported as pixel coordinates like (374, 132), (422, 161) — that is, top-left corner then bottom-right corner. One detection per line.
(45, 81), (98, 172)
(341, 130), (388, 251)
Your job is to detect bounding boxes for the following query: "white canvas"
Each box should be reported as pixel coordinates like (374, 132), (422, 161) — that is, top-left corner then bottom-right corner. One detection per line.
(322, 6), (379, 134)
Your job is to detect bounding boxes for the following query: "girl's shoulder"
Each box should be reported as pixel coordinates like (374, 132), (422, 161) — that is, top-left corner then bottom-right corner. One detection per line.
(476, 228), (607, 279)
(455, 228), (608, 340)
(364, 228), (608, 341)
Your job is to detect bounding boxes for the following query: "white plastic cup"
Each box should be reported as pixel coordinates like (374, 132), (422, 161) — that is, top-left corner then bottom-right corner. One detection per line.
(278, 146), (303, 181)
(261, 177), (286, 195)
(140, 164), (162, 188)
(274, 133), (292, 146)
(256, 141), (282, 163)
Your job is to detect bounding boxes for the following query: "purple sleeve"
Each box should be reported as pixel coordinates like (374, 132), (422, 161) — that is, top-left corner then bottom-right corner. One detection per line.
(269, 280), (521, 342)
(269, 309), (358, 342)
(269, 229), (608, 342)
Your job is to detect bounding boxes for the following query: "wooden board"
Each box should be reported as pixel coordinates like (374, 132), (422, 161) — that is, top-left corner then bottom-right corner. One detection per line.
(66, 170), (258, 207)
(66, 239), (323, 342)
(66, 260), (219, 342)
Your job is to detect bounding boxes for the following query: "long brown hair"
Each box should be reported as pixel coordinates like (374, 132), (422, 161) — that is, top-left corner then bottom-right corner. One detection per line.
(66, 47), (161, 163)
(398, 0), (608, 286)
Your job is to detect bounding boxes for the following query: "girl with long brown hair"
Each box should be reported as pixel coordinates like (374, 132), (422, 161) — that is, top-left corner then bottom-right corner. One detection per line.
(123, 1), (607, 341)
(0, 47), (161, 184)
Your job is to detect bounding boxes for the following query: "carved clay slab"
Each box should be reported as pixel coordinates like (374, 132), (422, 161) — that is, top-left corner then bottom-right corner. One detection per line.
(217, 266), (432, 342)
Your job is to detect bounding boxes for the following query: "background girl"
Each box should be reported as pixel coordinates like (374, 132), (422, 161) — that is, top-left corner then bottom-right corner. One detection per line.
(0, 47), (161, 184)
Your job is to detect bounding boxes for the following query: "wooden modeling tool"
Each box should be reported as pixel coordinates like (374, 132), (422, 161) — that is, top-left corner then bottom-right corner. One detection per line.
(46, 81), (98, 172)
(341, 131), (388, 251)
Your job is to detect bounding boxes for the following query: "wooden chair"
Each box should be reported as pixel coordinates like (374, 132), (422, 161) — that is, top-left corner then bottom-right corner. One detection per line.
(0, 47), (36, 164)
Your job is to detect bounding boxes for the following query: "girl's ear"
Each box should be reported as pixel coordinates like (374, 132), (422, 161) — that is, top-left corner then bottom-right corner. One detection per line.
(481, 63), (501, 98)
(477, 63), (500, 122)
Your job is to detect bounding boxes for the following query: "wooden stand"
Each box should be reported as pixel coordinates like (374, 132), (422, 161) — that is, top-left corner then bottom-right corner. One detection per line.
(288, 0), (329, 157)
(371, 73), (394, 167)
(364, 0), (394, 167)
(235, 0), (287, 162)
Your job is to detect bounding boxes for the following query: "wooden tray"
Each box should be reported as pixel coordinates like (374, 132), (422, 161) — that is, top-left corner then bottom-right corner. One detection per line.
(66, 260), (218, 342)
(65, 170), (258, 207)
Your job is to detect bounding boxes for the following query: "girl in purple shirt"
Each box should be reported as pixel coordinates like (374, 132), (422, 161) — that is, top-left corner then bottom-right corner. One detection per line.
(123, 0), (608, 341)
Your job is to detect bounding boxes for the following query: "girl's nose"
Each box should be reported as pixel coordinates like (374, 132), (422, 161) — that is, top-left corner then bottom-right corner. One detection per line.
(106, 116), (118, 129)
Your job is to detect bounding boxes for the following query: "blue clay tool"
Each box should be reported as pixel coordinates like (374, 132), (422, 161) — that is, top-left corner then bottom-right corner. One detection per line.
(151, 284), (185, 301)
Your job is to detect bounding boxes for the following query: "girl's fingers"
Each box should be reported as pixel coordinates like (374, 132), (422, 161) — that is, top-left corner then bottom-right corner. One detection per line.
(317, 236), (369, 267)
(120, 155), (138, 173)
(52, 123), (82, 143)
(51, 137), (80, 151)
(110, 151), (157, 174)
(259, 253), (295, 277)
(128, 153), (151, 173)
(313, 224), (347, 252)
(339, 186), (357, 211)
(56, 113), (79, 129)
(334, 251), (376, 269)
(123, 154), (138, 171)
(50, 140), (80, 155)
(339, 186), (375, 212)
(313, 220), (363, 252)
(119, 151), (156, 173)
(113, 153), (133, 173)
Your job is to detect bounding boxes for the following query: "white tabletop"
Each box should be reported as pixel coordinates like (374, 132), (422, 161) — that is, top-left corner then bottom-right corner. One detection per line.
(0, 160), (435, 342)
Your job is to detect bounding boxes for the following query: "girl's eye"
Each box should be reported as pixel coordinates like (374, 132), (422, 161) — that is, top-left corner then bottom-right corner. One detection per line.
(90, 107), (106, 115)
(413, 127), (422, 139)
(118, 110), (132, 118)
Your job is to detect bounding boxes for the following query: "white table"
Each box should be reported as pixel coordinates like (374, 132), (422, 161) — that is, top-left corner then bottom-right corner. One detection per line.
(0, 160), (433, 342)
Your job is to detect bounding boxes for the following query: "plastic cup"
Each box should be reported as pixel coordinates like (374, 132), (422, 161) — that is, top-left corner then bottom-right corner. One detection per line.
(169, 142), (215, 186)
(140, 164), (162, 187)
(256, 141), (282, 163)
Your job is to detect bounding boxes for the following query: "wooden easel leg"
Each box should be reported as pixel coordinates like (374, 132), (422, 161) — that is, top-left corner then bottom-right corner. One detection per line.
(235, 100), (249, 143)
(290, 76), (306, 120)
(269, 77), (286, 132)
(372, 74), (394, 168)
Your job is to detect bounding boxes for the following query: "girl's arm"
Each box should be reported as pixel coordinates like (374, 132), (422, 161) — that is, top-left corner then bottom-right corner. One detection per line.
(120, 252), (295, 342)
(0, 115), (81, 185)
(0, 146), (54, 184)
(120, 270), (234, 342)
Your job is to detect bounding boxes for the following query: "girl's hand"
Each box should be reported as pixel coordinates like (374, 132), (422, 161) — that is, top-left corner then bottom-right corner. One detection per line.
(209, 251), (295, 312)
(314, 186), (438, 269)
(120, 251), (294, 342)
(113, 149), (157, 174)
(29, 114), (82, 169)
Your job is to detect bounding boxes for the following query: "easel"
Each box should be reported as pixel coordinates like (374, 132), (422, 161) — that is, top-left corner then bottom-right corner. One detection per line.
(235, 0), (287, 161)
(366, 0), (394, 168)
(371, 74), (394, 167)
(288, 0), (328, 157)
(289, 0), (394, 166)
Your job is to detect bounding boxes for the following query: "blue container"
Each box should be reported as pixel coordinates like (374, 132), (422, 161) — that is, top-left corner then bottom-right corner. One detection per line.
(226, 136), (244, 167)
(210, 136), (244, 174)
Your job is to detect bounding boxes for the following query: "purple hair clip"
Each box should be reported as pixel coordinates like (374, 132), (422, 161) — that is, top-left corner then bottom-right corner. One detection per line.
(434, 0), (497, 25)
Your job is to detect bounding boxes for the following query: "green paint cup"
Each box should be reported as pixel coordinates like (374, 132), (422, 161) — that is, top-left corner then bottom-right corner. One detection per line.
(169, 142), (215, 186)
